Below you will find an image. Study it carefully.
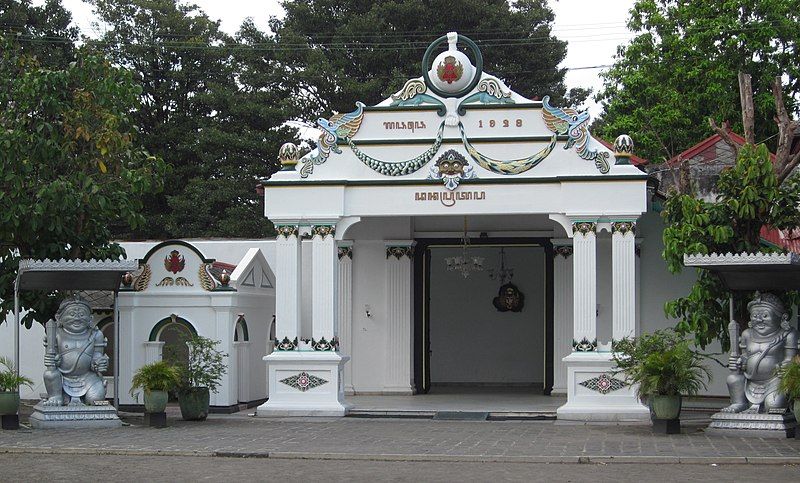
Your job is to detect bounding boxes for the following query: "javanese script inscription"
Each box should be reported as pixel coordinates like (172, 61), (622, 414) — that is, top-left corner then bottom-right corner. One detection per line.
(414, 190), (486, 207)
(384, 121), (427, 132)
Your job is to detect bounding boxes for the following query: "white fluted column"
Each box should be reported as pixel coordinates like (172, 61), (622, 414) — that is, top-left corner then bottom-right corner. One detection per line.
(311, 224), (338, 348)
(274, 224), (302, 349)
(552, 242), (573, 393)
(571, 221), (597, 351)
(612, 221), (637, 342)
(383, 241), (414, 394)
(257, 224), (349, 417)
(337, 242), (354, 394)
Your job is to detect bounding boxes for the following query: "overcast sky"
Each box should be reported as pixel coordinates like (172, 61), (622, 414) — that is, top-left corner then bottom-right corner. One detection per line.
(55, 0), (637, 115)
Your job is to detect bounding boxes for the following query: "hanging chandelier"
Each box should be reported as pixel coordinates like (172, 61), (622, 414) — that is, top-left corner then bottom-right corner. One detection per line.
(445, 216), (484, 278)
(489, 247), (514, 285)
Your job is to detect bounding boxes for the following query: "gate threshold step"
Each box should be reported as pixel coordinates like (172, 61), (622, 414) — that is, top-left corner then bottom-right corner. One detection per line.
(347, 409), (556, 420)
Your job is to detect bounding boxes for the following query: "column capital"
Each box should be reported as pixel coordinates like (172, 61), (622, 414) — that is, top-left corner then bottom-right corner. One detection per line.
(571, 221), (597, 237)
(385, 240), (416, 260)
(553, 246), (573, 259)
(611, 221), (636, 236)
(311, 224), (336, 239)
(338, 245), (353, 260)
(275, 224), (300, 239)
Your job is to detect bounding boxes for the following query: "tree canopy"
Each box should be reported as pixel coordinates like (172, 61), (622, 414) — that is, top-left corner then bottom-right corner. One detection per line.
(595, 0), (800, 164)
(0, 0), (77, 67)
(86, 0), (295, 239)
(0, 37), (168, 327)
(269, 0), (575, 120)
(661, 143), (800, 349)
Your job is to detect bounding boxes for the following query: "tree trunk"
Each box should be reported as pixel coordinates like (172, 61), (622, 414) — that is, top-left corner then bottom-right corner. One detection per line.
(738, 72), (755, 145)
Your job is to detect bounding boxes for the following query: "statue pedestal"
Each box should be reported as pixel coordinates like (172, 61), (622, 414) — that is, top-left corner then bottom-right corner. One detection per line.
(707, 411), (796, 439)
(29, 401), (122, 429)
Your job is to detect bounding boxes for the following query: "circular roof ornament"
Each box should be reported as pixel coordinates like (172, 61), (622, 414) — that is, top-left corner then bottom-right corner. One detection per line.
(279, 142), (300, 171)
(422, 32), (483, 98)
(613, 134), (634, 165)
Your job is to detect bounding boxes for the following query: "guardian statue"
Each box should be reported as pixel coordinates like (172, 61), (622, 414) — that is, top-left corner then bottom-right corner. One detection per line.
(723, 292), (798, 414)
(42, 296), (109, 406)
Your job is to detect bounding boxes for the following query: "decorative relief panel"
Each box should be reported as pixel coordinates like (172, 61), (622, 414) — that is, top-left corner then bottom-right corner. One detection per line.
(579, 373), (627, 395)
(280, 371), (328, 392)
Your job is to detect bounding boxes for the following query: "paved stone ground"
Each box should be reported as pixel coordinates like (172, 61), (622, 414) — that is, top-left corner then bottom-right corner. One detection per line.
(1, 453), (798, 482)
(1, 412), (799, 464)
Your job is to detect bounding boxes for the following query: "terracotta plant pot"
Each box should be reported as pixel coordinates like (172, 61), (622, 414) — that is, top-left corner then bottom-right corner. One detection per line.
(178, 387), (210, 421)
(0, 392), (20, 415)
(650, 394), (682, 420)
(143, 389), (168, 413)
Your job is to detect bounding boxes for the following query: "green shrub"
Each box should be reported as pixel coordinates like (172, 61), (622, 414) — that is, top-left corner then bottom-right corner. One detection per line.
(130, 360), (182, 398)
(0, 356), (34, 392)
(778, 355), (800, 400)
(613, 330), (711, 398)
(177, 335), (228, 393)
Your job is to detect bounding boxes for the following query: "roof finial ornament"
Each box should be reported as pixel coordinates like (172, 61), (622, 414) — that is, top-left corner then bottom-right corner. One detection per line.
(446, 31), (458, 51)
(614, 134), (634, 165)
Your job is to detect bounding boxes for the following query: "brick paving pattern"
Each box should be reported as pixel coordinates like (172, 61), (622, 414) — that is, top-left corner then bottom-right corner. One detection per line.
(1, 413), (799, 463)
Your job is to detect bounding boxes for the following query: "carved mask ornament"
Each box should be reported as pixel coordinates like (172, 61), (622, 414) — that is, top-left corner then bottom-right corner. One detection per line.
(428, 149), (475, 190)
(493, 282), (525, 312)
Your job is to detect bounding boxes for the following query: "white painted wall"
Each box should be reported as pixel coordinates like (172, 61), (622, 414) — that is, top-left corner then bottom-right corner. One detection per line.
(429, 246), (546, 384)
(2, 220), (741, 401)
(636, 211), (728, 396)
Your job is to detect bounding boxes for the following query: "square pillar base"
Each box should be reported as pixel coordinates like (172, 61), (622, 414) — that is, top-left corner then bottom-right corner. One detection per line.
(256, 351), (350, 417)
(556, 352), (650, 422)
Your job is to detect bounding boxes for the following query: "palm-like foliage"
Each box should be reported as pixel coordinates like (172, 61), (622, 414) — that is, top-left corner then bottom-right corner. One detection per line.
(778, 355), (800, 400)
(130, 361), (182, 397)
(613, 330), (711, 397)
(0, 356), (34, 392)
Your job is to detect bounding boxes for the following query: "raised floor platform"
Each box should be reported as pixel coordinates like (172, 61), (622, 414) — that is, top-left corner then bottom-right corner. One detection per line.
(346, 386), (563, 419)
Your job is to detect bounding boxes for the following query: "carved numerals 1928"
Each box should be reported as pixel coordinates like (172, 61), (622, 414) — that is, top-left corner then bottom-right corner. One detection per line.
(478, 119), (523, 128)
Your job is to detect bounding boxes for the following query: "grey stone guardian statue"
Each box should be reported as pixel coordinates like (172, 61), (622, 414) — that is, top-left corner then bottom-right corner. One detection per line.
(42, 296), (109, 406)
(722, 292), (798, 414)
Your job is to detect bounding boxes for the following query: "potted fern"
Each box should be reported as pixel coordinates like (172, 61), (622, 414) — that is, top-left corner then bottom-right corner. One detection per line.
(778, 355), (800, 423)
(130, 361), (182, 413)
(613, 330), (711, 420)
(0, 356), (34, 416)
(176, 335), (227, 421)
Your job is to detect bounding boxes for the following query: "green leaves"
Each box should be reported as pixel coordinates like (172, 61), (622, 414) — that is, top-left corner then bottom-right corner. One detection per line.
(596, 0), (799, 163)
(612, 330), (712, 397)
(0, 39), (168, 327)
(661, 143), (800, 349)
